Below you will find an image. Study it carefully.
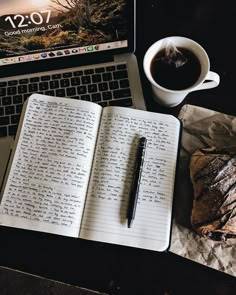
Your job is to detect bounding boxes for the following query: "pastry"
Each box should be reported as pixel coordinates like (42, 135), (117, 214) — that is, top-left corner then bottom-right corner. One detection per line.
(190, 147), (236, 241)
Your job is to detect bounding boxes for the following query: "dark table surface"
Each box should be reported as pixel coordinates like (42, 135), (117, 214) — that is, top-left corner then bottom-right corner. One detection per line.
(1, 1), (236, 294)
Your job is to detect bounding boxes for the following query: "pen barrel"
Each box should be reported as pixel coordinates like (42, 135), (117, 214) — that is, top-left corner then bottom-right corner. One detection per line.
(127, 137), (147, 221)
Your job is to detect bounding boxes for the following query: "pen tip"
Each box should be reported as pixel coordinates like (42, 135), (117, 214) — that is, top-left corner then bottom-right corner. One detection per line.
(128, 219), (133, 228)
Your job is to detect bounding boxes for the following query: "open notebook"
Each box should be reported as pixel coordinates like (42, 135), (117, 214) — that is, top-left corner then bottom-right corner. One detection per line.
(0, 94), (181, 252)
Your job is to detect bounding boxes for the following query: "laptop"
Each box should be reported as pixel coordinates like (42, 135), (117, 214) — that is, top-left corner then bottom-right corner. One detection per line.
(0, 0), (146, 185)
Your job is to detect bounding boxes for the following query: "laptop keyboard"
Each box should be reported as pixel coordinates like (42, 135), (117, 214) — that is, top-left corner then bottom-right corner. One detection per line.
(0, 62), (133, 138)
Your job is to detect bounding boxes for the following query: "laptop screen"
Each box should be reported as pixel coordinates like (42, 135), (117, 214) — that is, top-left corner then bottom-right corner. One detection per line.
(0, 0), (134, 67)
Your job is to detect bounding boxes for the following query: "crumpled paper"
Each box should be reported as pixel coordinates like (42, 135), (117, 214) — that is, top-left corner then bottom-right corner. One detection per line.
(169, 104), (236, 277)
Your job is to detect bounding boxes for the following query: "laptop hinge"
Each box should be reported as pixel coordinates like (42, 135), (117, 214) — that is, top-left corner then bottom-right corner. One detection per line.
(0, 54), (114, 78)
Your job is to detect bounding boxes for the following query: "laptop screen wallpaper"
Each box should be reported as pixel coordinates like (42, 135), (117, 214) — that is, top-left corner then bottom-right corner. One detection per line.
(0, 0), (129, 65)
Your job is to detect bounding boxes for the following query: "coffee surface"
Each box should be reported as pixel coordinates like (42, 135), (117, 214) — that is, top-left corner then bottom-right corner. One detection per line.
(151, 47), (201, 90)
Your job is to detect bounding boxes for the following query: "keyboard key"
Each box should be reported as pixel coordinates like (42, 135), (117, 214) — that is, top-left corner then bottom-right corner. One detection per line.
(113, 88), (131, 99)
(92, 74), (101, 83)
(29, 83), (38, 92)
(41, 75), (51, 81)
(81, 95), (90, 101)
(91, 93), (101, 102)
(13, 95), (23, 104)
(8, 80), (18, 86)
(56, 89), (66, 97)
(39, 82), (49, 91)
(84, 69), (94, 75)
(16, 104), (23, 114)
(0, 88), (6, 96)
(117, 64), (127, 70)
(88, 84), (98, 93)
(66, 87), (76, 96)
(2, 97), (12, 106)
(81, 76), (91, 84)
(73, 70), (83, 76)
(71, 77), (80, 86)
(120, 79), (130, 88)
(45, 90), (55, 96)
(113, 70), (128, 80)
(98, 82), (108, 91)
(109, 81), (119, 90)
(0, 82), (7, 87)
(0, 126), (7, 137)
(0, 107), (4, 116)
(60, 79), (70, 88)
(63, 72), (72, 78)
(0, 116), (10, 125)
(102, 72), (112, 81)
(106, 66), (116, 71)
(11, 114), (20, 124)
(5, 105), (15, 115)
(109, 98), (133, 107)
(30, 77), (39, 82)
(19, 78), (29, 84)
(102, 91), (112, 101)
(52, 74), (61, 79)
(18, 85), (28, 94)
(9, 125), (18, 136)
(49, 80), (59, 89)
(95, 67), (105, 73)
(77, 86), (87, 94)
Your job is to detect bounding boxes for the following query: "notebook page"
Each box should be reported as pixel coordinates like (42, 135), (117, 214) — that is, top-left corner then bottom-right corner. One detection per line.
(80, 107), (180, 251)
(0, 94), (102, 237)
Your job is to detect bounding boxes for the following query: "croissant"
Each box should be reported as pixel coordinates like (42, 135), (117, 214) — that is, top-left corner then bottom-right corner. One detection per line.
(190, 147), (236, 241)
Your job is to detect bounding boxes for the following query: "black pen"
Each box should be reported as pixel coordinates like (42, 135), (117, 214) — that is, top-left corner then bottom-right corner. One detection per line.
(127, 137), (147, 228)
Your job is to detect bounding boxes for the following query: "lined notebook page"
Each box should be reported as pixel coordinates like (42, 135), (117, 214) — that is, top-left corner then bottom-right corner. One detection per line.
(0, 94), (102, 237)
(80, 107), (180, 251)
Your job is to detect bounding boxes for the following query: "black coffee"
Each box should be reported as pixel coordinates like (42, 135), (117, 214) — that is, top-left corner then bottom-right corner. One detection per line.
(151, 47), (201, 90)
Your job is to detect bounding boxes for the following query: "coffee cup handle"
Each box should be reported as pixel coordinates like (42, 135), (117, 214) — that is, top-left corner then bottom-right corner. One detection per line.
(195, 71), (220, 90)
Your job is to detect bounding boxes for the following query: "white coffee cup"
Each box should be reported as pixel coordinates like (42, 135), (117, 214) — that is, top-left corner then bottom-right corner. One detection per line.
(143, 36), (220, 107)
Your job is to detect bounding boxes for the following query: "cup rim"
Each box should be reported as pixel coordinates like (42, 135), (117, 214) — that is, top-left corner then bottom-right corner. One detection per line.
(143, 36), (210, 93)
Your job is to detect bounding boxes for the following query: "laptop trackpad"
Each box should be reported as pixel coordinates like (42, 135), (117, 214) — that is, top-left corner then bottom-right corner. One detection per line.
(0, 137), (14, 189)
